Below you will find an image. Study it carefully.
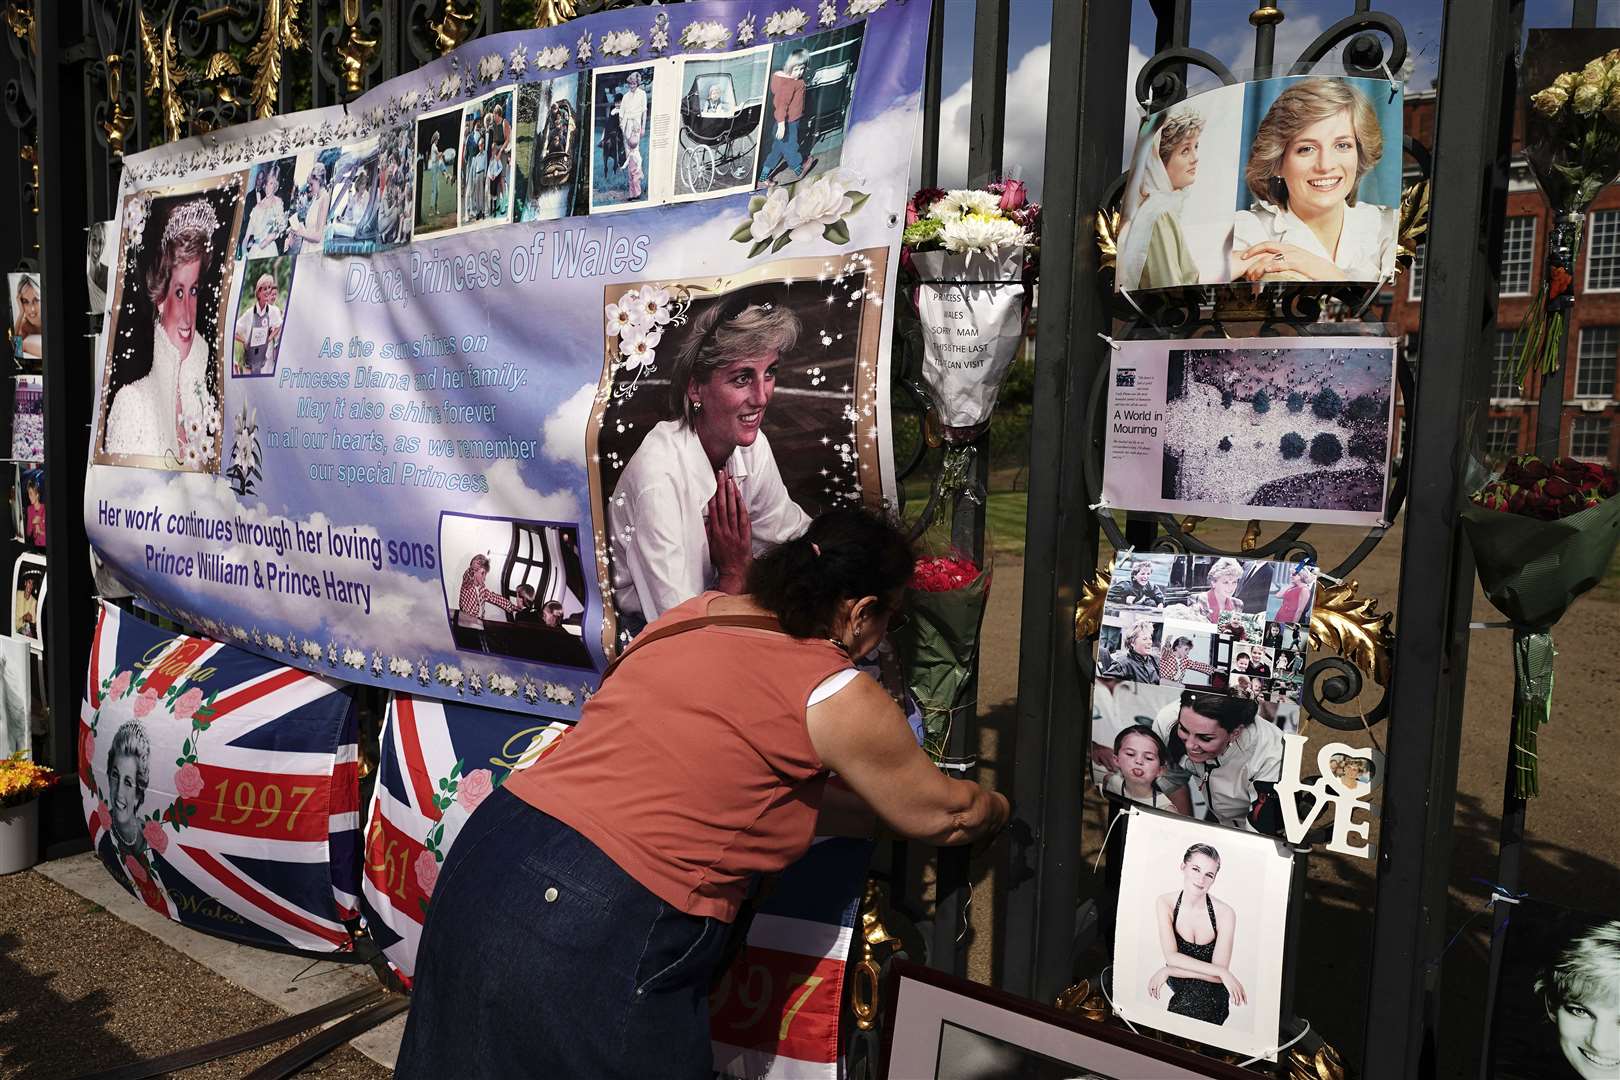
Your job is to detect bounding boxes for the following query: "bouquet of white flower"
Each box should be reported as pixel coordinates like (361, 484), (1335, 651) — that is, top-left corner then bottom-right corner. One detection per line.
(901, 183), (1039, 438)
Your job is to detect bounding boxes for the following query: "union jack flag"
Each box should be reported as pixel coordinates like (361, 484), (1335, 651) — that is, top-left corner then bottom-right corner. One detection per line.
(359, 693), (571, 983)
(79, 601), (361, 953)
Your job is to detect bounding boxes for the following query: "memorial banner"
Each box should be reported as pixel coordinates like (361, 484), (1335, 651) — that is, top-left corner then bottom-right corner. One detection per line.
(84, 0), (924, 720)
(79, 601), (362, 953)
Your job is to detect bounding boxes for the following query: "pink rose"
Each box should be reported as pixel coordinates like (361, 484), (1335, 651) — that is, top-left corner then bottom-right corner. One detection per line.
(143, 820), (170, 856)
(109, 671), (132, 699)
(455, 769), (494, 813)
(123, 854), (148, 883)
(173, 687), (205, 722)
(132, 687), (160, 718)
(82, 728), (96, 768)
(95, 801), (111, 834)
(997, 178), (1028, 212)
(414, 850), (440, 897)
(173, 762), (204, 800)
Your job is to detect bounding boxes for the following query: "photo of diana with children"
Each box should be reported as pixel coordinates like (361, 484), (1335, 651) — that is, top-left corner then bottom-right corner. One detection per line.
(1092, 551), (1318, 828)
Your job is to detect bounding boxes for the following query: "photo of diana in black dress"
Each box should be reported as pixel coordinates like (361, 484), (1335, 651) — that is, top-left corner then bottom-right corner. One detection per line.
(1148, 842), (1247, 1026)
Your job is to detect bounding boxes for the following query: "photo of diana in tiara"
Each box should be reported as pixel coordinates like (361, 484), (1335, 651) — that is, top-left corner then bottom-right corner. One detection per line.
(97, 176), (240, 472)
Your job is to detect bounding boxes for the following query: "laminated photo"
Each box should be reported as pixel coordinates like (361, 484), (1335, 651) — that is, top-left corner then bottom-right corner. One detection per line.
(1116, 75), (1402, 291)
(1489, 898), (1620, 1080)
(414, 104), (465, 236)
(515, 74), (586, 222)
(230, 256), (295, 378)
(757, 24), (864, 186)
(1102, 336), (1397, 526)
(1112, 809), (1294, 1061)
(671, 46), (771, 200)
(591, 61), (664, 212)
(94, 172), (241, 472)
(458, 89), (516, 230)
(8, 272), (41, 361)
(238, 156), (297, 258)
(11, 375), (42, 463)
(11, 552), (44, 654)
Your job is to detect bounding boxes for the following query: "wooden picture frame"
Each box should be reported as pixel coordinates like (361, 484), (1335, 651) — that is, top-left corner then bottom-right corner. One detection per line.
(883, 958), (1256, 1079)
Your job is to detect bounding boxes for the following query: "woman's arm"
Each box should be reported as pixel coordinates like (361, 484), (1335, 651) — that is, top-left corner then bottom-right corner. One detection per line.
(806, 675), (1007, 845)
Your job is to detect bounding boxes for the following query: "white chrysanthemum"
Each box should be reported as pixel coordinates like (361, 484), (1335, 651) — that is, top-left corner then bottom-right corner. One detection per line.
(847, 0), (886, 13)
(939, 211), (1030, 254)
(535, 44), (569, 70)
(928, 189), (1002, 221)
(439, 73), (460, 101)
(302, 640), (323, 660)
(786, 169), (858, 241)
(750, 185), (794, 242)
(601, 29), (642, 57)
(343, 648), (365, 669)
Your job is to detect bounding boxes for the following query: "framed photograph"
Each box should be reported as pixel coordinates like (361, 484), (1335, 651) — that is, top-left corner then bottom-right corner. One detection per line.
(1115, 74), (1402, 291)
(16, 465), (43, 548)
(1488, 897), (1620, 1079)
(1102, 336), (1397, 527)
(0, 635), (30, 759)
(1112, 808), (1294, 1061)
(884, 958), (1254, 1079)
(11, 553), (45, 655)
(11, 375), (43, 463)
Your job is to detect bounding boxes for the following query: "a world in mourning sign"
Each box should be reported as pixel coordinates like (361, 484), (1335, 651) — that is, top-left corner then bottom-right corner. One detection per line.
(84, 0), (923, 719)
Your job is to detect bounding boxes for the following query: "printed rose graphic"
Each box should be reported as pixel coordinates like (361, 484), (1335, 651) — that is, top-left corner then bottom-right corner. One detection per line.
(142, 820), (170, 856)
(173, 687), (205, 722)
(109, 671), (132, 699)
(124, 854), (148, 883)
(132, 687), (160, 718)
(456, 769), (494, 812)
(82, 728), (96, 769)
(173, 762), (205, 800)
(414, 850), (440, 897)
(96, 801), (111, 834)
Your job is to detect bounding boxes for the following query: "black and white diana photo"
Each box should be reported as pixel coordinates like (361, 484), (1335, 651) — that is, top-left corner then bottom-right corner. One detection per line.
(11, 552), (45, 655)
(1111, 809), (1294, 1061)
(1490, 898), (1620, 1080)
(1102, 336), (1397, 527)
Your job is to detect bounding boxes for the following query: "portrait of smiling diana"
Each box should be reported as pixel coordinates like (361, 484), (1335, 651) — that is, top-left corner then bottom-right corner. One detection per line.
(95, 173), (243, 472)
(1230, 75), (1403, 285)
(586, 250), (889, 652)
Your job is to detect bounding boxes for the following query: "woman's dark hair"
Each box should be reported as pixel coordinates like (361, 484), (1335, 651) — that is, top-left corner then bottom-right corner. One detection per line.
(747, 507), (914, 639)
(1179, 688), (1258, 732)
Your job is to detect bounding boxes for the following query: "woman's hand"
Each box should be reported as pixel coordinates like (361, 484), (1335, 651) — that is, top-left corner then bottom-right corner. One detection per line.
(706, 471), (752, 594)
(1235, 242), (1340, 282)
(1148, 966), (1171, 1000)
(1218, 968), (1247, 1007)
(1090, 744), (1117, 772)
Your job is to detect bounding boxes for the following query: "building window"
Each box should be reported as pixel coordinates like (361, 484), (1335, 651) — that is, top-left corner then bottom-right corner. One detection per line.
(1407, 241), (1425, 300)
(1484, 416), (1519, 459)
(1499, 216), (1536, 296)
(1576, 326), (1618, 398)
(1571, 415), (1611, 461)
(1491, 330), (1520, 400)
(1587, 209), (1620, 290)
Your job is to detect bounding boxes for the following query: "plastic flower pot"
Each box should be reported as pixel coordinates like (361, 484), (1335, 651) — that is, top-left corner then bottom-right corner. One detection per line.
(0, 797), (39, 874)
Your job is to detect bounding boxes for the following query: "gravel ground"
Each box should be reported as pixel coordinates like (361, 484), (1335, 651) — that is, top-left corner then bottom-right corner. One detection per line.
(0, 871), (392, 1080)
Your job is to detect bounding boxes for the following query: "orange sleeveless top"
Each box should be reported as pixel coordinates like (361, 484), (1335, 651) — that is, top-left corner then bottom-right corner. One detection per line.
(503, 593), (852, 921)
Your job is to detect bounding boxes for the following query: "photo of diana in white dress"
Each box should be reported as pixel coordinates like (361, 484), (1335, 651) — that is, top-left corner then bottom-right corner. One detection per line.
(100, 191), (232, 471)
(1230, 78), (1398, 284)
(607, 293), (811, 628)
(1118, 108), (1207, 291)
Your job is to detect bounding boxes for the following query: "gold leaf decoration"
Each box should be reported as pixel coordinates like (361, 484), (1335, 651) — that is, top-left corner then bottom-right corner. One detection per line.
(431, 0), (478, 56)
(1240, 520), (1262, 552)
(1093, 207), (1120, 271)
(1396, 180), (1431, 268)
(1178, 515), (1204, 534)
(533, 0), (577, 28)
(1309, 579), (1394, 686)
(138, 6), (189, 144)
(101, 53), (132, 159)
(850, 879), (901, 1032)
(245, 0), (302, 120)
(1073, 564), (1113, 642)
(6, 0), (33, 43)
(336, 0), (379, 96)
(206, 51), (241, 107)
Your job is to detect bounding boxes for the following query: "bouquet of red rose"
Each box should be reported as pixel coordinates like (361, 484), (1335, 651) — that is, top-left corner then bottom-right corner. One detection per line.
(1461, 454), (1620, 795)
(892, 544), (991, 761)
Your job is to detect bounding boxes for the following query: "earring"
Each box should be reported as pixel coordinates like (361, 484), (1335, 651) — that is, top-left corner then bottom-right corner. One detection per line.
(690, 400), (702, 411)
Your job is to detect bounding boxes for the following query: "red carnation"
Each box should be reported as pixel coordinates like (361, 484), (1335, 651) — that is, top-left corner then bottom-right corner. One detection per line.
(1550, 265), (1573, 299)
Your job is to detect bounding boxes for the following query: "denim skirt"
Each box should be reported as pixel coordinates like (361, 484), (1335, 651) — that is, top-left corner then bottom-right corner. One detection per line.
(394, 786), (729, 1078)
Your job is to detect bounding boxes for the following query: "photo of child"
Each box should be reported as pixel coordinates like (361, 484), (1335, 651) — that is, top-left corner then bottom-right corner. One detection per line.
(1103, 726), (1184, 814)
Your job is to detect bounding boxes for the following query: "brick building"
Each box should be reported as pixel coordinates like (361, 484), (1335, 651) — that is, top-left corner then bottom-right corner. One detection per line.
(1383, 89), (1618, 465)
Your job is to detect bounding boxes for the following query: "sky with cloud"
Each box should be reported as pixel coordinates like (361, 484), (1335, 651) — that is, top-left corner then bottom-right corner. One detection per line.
(923, 0), (1620, 199)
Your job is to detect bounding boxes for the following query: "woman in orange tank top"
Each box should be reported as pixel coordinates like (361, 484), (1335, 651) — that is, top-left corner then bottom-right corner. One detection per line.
(394, 508), (1010, 1078)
